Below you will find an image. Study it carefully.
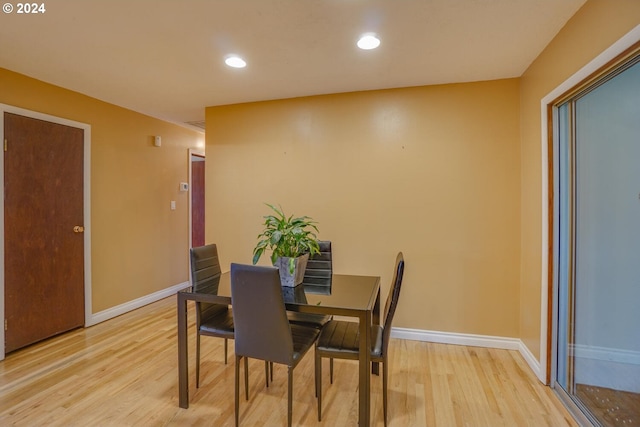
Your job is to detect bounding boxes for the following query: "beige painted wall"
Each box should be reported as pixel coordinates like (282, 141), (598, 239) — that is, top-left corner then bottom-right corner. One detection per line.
(206, 79), (521, 337)
(518, 0), (640, 361)
(0, 68), (203, 313)
(2, 0), (632, 364)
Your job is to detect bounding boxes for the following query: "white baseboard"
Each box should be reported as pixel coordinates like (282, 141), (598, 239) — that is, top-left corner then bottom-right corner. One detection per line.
(572, 344), (640, 393)
(391, 327), (545, 382)
(86, 281), (190, 327)
(391, 327), (521, 350)
(573, 344), (640, 365)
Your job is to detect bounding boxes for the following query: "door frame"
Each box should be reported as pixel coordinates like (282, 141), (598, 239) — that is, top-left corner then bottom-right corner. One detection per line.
(539, 24), (640, 383)
(0, 104), (92, 360)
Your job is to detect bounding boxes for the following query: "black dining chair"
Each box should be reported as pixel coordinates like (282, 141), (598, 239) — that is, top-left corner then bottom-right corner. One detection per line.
(287, 240), (333, 328)
(301, 240), (333, 288)
(314, 252), (405, 426)
(190, 244), (235, 388)
(230, 263), (320, 427)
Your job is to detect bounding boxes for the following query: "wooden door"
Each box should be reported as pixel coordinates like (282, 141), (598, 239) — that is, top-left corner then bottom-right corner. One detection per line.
(4, 112), (85, 353)
(191, 155), (205, 247)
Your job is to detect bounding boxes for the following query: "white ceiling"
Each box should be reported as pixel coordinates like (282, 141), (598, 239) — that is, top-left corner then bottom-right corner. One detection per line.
(0, 0), (586, 131)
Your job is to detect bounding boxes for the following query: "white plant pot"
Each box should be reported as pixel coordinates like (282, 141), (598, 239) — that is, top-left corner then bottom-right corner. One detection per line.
(274, 253), (309, 287)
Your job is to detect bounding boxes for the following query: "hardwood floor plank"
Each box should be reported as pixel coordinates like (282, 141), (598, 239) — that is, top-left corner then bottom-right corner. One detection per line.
(0, 297), (578, 426)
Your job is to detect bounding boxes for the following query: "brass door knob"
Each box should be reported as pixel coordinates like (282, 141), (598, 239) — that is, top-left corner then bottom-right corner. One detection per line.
(73, 226), (85, 233)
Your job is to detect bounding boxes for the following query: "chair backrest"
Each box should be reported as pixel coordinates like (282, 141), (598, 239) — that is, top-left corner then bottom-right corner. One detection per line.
(190, 244), (222, 287)
(190, 244), (224, 321)
(381, 252), (405, 355)
(230, 263), (294, 365)
(302, 240), (332, 287)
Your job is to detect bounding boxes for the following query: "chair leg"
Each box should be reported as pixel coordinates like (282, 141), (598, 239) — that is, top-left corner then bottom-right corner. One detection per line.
(314, 350), (318, 397)
(287, 366), (293, 427)
(196, 333), (201, 388)
(382, 359), (388, 427)
(244, 356), (249, 401)
(330, 357), (334, 384)
(265, 361), (270, 388)
(316, 351), (322, 421)
(224, 338), (228, 364)
(235, 355), (240, 427)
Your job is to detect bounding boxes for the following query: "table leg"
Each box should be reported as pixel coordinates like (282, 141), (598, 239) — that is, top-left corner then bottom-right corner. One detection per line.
(371, 289), (381, 376)
(177, 294), (189, 408)
(358, 309), (371, 427)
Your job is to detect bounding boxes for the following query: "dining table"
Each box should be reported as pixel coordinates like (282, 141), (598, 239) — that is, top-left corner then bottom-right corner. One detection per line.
(177, 271), (381, 427)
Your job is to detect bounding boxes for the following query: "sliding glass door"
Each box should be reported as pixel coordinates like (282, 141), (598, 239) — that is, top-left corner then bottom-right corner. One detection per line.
(554, 57), (640, 427)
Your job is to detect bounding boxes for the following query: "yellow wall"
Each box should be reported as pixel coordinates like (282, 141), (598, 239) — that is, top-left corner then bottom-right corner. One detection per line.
(206, 80), (521, 337)
(518, 0), (640, 360)
(0, 68), (203, 312)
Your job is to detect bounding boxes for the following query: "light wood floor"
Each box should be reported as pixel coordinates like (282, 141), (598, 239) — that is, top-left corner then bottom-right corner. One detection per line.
(0, 297), (578, 426)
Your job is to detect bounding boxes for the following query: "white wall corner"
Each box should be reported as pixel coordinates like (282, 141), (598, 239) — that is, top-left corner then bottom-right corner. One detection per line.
(392, 327), (545, 381)
(519, 340), (545, 383)
(392, 327), (520, 350)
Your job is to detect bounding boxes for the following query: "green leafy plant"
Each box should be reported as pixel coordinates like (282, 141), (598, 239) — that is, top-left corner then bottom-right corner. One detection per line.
(252, 203), (320, 273)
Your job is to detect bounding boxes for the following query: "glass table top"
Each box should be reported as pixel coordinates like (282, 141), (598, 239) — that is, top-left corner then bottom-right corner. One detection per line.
(180, 271), (380, 312)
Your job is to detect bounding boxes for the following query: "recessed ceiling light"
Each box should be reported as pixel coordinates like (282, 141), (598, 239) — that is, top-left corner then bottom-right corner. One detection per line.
(225, 56), (246, 68)
(357, 34), (380, 50)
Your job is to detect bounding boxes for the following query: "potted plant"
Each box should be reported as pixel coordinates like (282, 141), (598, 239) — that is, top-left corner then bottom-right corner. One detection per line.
(252, 203), (321, 287)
